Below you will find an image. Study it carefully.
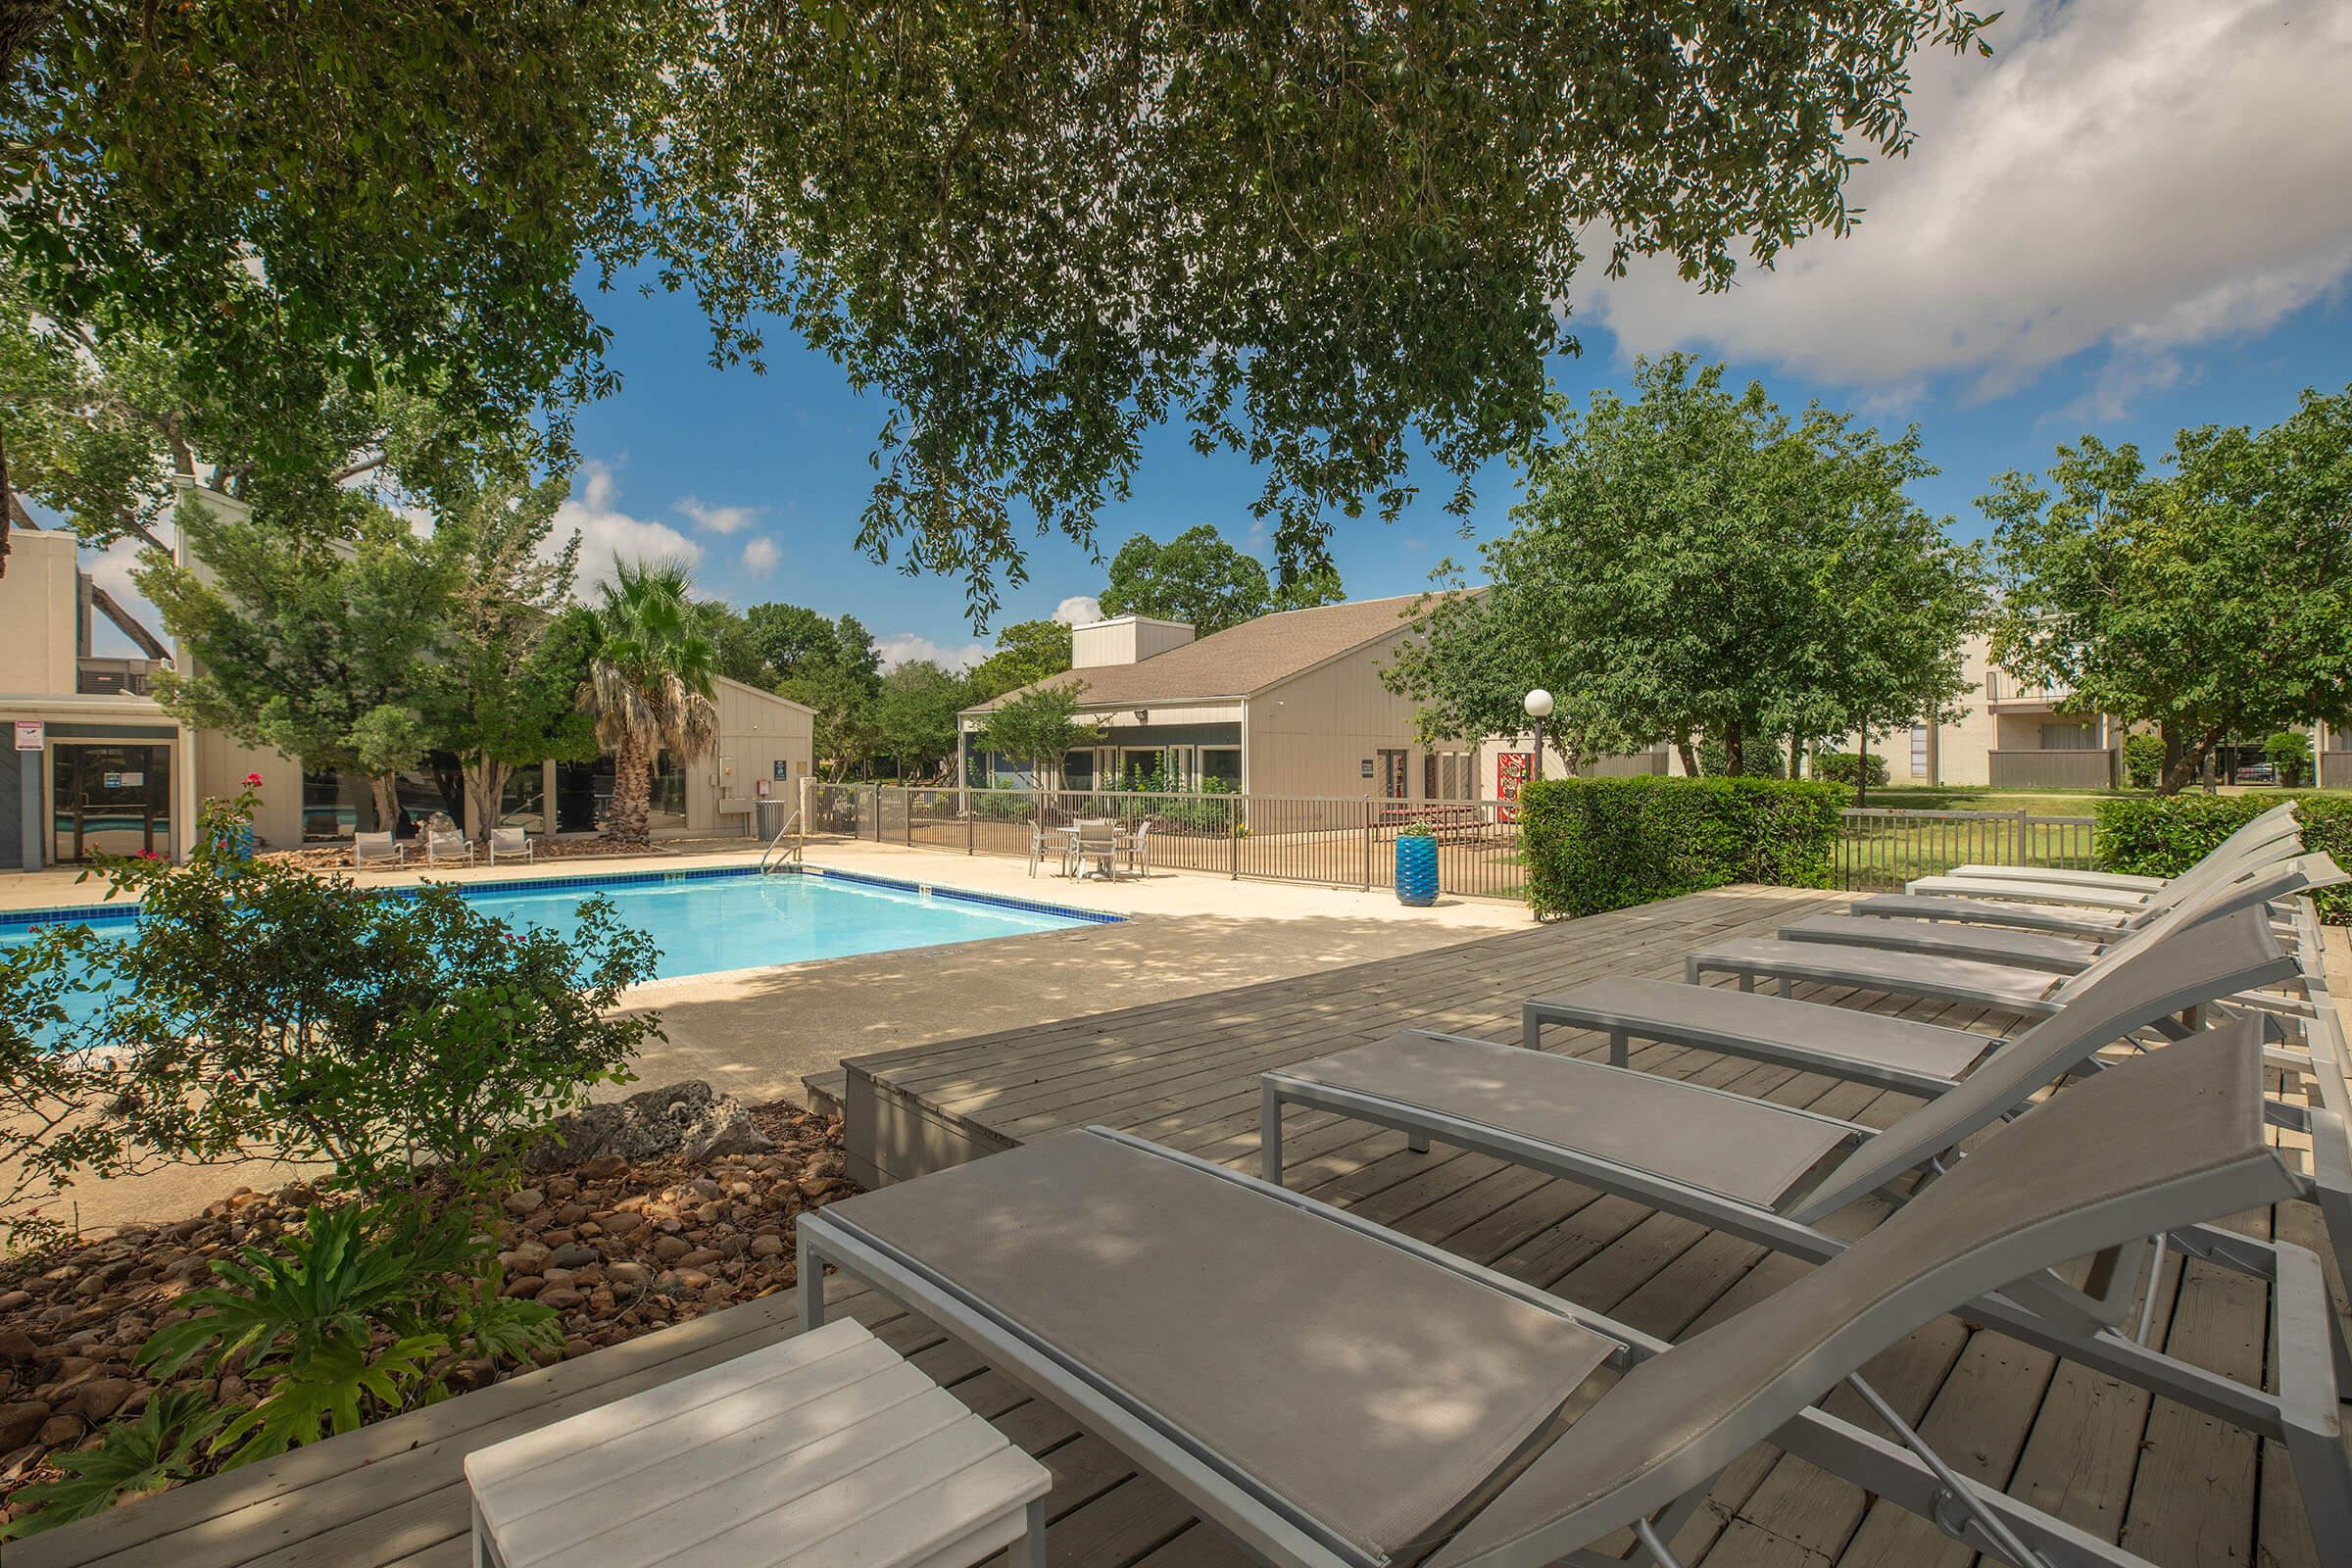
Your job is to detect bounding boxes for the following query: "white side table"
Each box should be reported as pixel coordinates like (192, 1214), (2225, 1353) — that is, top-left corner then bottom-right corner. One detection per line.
(466, 1317), (1050, 1568)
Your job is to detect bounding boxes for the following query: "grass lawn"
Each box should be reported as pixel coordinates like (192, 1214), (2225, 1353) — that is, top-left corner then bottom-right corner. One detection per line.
(1845, 784), (2121, 817)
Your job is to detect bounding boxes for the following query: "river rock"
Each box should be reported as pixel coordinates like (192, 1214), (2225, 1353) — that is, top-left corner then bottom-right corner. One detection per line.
(0, 1404), (47, 1452)
(523, 1082), (775, 1171)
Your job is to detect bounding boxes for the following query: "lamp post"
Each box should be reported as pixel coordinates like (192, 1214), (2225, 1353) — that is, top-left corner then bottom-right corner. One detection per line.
(1523, 689), (1554, 781)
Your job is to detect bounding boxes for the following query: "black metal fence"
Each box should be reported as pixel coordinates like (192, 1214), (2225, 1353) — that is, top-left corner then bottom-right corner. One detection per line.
(808, 786), (2101, 904)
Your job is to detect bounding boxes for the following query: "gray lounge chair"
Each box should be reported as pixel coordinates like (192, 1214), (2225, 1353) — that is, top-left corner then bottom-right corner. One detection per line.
(1681, 856), (2336, 1019)
(1776, 851), (2343, 976)
(1259, 1008), (2352, 1546)
(489, 825), (533, 864)
(1925, 803), (2297, 898)
(804, 1032), (2343, 1568)
(425, 822), (475, 867)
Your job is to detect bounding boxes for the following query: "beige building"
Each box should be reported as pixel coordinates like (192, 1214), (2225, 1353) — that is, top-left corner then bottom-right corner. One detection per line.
(958, 597), (1494, 804)
(0, 513), (813, 870)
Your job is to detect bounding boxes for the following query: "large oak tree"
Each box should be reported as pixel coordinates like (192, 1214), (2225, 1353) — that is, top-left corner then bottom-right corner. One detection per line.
(7, 1), (1998, 616)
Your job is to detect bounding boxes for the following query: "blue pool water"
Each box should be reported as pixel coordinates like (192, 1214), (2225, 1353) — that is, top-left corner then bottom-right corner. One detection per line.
(0, 868), (1108, 1038)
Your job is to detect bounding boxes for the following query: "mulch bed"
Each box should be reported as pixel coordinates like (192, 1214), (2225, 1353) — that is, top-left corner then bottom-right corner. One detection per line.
(0, 1100), (858, 1528)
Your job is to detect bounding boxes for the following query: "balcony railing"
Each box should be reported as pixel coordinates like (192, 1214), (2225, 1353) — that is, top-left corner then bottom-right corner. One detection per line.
(1983, 669), (2076, 708)
(75, 657), (163, 696)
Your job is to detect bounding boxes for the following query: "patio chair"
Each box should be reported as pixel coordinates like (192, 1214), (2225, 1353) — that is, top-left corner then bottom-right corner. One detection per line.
(803, 1032), (2346, 1568)
(425, 822), (475, 867)
(1072, 818), (1121, 881)
(1898, 806), (2301, 909)
(1774, 851), (2342, 975)
(1679, 855), (2340, 1020)
(489, 825), (533, 864)
(352, 829), (403, 868)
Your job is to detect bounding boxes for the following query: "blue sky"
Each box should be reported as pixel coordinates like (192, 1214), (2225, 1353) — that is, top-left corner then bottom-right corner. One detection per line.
(543, 0), (2352, 670)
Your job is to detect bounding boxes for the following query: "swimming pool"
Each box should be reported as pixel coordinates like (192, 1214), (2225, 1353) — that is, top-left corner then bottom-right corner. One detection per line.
(0, 867), (1112, 1031)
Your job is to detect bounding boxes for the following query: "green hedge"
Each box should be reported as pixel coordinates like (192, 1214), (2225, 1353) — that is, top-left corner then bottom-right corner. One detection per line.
(2093, 793), (2350, 924)
(1811, 751), (1888, 788)
(1521, 775), (1846, 919)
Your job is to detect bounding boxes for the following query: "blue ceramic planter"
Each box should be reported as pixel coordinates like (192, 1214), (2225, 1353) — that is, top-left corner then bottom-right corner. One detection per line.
(1396, 834), (1438, 906)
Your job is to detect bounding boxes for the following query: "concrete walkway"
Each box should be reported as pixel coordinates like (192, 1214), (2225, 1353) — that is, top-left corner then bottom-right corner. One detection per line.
(6, 840), (1524, 1234)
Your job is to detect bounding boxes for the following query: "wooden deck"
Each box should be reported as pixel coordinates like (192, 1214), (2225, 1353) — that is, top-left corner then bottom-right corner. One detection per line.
(24, 884), (2346, 1568)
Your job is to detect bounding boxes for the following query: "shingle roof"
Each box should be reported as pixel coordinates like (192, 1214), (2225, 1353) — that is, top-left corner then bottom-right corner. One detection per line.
(961, 593), (1441, 713)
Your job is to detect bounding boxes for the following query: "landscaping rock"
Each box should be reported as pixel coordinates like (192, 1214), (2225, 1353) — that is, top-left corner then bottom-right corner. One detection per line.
(0, 1404), (47, 1452)
(523, 1082), (775, 1171)
(504, 1189), (546, 1217)
(73, 1379), (132, 1422)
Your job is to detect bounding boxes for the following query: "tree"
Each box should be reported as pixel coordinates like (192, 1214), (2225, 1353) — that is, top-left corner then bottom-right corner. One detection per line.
(2, 0), (659, 566)
(965, 619), (1075, 703)
(693, 602), (773, 686)
(11, 4), (1993, 613)
(1986, 387), (2352, 793)
(426, 478), (603, 838)
(873, 662), (968, 780)
(1385, 357), (1984, 779)
(2264, 731), (2313, 788)
(1101, 525), (1276, 634)
(579, 560), (720, 843)
(139, 498), (458, 832)
(976, 682), (1104, 791)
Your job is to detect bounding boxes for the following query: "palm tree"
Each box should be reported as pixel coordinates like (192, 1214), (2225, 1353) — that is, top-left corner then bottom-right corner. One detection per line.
(580, 559), (719, 844)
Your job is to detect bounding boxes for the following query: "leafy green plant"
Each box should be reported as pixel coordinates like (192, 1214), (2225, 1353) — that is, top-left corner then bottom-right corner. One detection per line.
(2123, 733), (2165, 790)
(71, 788), (656, 1200)
(1397, 820), (1436, 840)
(136, 1200), (561, 1469)
(1519, 776), (1846, 919)
(0, 1389), (225, 1538)
(1810, 752), (1888, 789)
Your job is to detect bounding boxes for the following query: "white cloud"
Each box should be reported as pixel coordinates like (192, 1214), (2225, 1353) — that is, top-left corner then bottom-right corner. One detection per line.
(556, 462), (702, 595)
(1053, 595), (1103, 625)
(1584, 0), (2352, 412)
(741, 536), (781, 573)
(677, 497), (763, 535)
(875, 632), (989, 673)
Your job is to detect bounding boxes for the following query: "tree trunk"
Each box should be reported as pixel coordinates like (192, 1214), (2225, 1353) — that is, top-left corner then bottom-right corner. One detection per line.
(1855, 724), (1870, 808)
(464, 755), (511, 843)
(1788, 734), (1805, 779)
(1723, 719), (1745, 777)
(1674, 728), (1698, 777)
(2158, 723), (2223, 795)
(605, 730), (653, 843)
(368, 773), (401, 835)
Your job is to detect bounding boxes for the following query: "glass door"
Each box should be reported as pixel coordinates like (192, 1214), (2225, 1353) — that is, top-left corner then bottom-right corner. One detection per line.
(52, 743), (172, 861)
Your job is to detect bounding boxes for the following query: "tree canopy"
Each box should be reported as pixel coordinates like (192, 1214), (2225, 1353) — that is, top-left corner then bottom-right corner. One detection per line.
(976, 681), (1103, 787)
(6, 1), (1998, 615)
(1386, 356), (1985, 775)
(1099, 524), (1343, 635)
(1986, 386), (2352, 792)
(965, 618), (1075, 704)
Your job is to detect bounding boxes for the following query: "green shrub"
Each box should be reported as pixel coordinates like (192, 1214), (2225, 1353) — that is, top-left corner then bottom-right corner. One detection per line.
(71, 788), (657, 1200)
(2093, 793), (2349, 924)
(2123, 733), (2164, 790)
(1811, 751), (1888, 788)
(1520, 775), (1845, 919)
(1693, 737), (1785, 778)
(2265, 730), (2313, 787)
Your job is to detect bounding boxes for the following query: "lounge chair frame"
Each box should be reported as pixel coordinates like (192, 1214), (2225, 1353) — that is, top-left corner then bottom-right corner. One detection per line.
(802, 1125), (2234, 1568)
(1260, 1034), (2352, 1553)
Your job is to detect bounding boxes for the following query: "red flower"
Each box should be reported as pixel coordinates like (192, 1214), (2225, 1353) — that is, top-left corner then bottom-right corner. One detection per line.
(243, 772), (265, 787)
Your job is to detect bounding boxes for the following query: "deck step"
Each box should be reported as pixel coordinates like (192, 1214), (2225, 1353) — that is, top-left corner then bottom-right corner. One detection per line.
(802, 1068), (849, 1118)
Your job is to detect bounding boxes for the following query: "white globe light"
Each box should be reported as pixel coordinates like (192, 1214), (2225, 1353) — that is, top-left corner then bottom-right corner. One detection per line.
(1523, 688), (1554, 720)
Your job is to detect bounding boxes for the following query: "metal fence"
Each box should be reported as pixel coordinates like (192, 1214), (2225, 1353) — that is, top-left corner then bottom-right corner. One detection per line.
(1833, 808), (2098, 894)
(807, 784), (1532, 900)
(808, 784), (2101, 904)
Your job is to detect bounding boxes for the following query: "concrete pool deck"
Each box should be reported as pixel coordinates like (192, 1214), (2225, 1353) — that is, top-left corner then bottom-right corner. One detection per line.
(5, 839), (1527, 1235)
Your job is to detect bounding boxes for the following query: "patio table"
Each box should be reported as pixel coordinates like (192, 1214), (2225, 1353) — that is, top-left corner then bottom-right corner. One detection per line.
(465, 1316), (1050, 1568)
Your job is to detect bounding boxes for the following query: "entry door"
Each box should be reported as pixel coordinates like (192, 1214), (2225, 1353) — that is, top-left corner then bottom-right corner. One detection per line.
(52, 744), (172, 861)
(1378, 748), (1409, 801)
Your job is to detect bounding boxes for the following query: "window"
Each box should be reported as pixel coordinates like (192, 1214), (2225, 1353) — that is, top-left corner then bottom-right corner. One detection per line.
(555, 755), (612, 834)
(1061, 749), (1096, 790)
(303, 769), (365, 840)
(389, 752), (466, 834)
(500, 765), (546, 833)
(1423, 750), (1473, 801)
(649, 750), (688, 831)
(1200, 747), (1242, 790)
(1909, 725), (1930, 778)
(2039, 722), (2098, 751)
